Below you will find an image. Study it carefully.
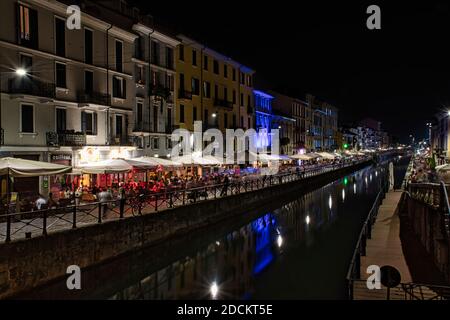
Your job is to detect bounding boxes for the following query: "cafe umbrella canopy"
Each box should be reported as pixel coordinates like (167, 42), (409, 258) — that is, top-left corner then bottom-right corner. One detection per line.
(0, 157), (72, 202)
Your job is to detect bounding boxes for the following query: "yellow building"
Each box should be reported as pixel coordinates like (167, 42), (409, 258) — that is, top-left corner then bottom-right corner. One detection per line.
(175, 36), (255, 135)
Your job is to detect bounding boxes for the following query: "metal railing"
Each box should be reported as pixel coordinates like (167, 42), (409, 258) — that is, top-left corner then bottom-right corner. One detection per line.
(0, 160), (368, 244)
(346, 169), (389, 299)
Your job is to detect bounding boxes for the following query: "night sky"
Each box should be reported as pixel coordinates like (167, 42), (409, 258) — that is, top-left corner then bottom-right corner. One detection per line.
(131, 0), (450, 143)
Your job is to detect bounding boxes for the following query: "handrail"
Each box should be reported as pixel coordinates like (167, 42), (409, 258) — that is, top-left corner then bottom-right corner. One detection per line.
(0, 159), (370, 243)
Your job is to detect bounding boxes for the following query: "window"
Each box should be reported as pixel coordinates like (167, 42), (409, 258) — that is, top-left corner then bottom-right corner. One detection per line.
(241, 116), (244, 128)
(21, 104), (34, 133)
(113, 77), (126, 99)
(152, 137), (160, 150)
(81, 111), (97, 135)
(240, 72), (245, 85)
(180, 105), (185, 123)
(213, 60), (219, 74)
(85, 29), (93, 64)
(55, 62), (66, 88)
(233, 90), (236, 104)
(179, 73), (185, 91)
(191, 78), (200, 95)
(137, 102), (143, 124)
(115, 40), (123, 72)
(247, 75), (252, 87)
(85, 70), (93, 93)
(203, 81), (211, 98)
(193, 106), (197, 121)
(179, 45), (184, 61)
(18, 4), (38, 48)
(240, 93), (244, 106)
(233, 115), (237, 128)
(204, 56), (208, 70)
(224, 65), (228, 78)
(151, 41), (159, 65)
(224, 113), (228, 128)
(247, 95), (251, 108)
(165, 74), (174, 91)
(224, 87), (228, 101)
(116, 115), (123, 136)
(56, 108), (66, 133)
(55, 17), (66, 57)
(204, 110), (208, 123)
(166, 47), (174, 69)
(136, 65), (145, 85)
(248, 117), (251, 129)
(192, 49), (197, 66)
(232, 68), (236, 81)
(167, 137), (173, 149)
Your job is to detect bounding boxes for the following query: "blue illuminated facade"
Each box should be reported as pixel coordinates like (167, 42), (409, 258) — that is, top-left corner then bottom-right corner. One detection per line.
(254, 90), (275, 150)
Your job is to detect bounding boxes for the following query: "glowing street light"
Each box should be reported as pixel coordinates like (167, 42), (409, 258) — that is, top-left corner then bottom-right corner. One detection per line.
(212, 113), (217, 118)
(15, 68), (27, 77)
(210, 282), (219, 299)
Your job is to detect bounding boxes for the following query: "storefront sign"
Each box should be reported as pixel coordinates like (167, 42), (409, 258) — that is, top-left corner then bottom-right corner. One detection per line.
(51, 154), (72, 162)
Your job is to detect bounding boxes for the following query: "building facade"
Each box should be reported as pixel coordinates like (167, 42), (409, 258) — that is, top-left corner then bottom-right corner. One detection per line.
(0, 0), (147, 196)
(175, 36), (255, 144)
(305, 94), (339, 152)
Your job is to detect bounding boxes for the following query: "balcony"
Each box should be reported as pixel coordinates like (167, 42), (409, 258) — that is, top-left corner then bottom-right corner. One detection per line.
(46, 131), (87, 147)
(109, 135), (137, 147)
(214, 99), (233, 109)
(77, 91), (110, 106)
(178, 89), (193, 100)
(8, 79), (55, 99)
(150, 84), (171, 100)
(133, 122), (151, 134)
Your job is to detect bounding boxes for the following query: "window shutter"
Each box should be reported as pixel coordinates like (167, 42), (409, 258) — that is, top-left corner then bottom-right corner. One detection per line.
(93, 112), (98, 135)
(122, 79), (127, 99)
(81, 111), (86, 133)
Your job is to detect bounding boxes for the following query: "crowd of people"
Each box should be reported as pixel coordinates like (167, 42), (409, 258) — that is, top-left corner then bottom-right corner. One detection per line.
(409, 155), (438, 184)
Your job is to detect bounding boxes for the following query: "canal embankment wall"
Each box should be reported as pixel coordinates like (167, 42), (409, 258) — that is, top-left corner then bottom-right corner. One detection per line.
(0, 160), (372, 299)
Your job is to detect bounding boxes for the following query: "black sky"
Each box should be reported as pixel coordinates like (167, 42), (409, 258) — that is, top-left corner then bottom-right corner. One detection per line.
(131, 0), (450, 143)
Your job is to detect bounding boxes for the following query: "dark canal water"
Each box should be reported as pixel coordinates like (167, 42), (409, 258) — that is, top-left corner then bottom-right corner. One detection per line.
(18, 156), (410, 300)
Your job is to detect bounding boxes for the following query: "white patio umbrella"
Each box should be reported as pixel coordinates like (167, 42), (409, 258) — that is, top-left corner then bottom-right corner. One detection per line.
(133, 156), (183, 169)
(174, 154), (223, 166)
(0, 157), (72, 177)
(317, 152), (336, 160)
(77, 159), (151, 174)
(290, 154), (314, 161)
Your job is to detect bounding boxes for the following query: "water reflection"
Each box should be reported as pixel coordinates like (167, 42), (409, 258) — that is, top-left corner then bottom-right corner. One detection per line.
(106, 164), (390, 300)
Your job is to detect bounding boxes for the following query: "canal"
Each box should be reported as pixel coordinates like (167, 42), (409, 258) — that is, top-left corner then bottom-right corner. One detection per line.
(16, 156), (411, 300)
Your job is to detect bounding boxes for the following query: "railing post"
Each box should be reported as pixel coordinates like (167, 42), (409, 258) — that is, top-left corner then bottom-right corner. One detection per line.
(72, 204), (77, 229)
(5, 213), (11, 243)
(98, 203), (102, 223)
(43, 209), (48, 236)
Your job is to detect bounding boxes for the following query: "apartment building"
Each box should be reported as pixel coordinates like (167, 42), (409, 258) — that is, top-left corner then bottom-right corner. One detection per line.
(0, 0), (141, 195)
(305, 94), (339, 152)
(175, 36), (255, 140)
(131, 21), (179, 158)
(269, 91), (308, 155)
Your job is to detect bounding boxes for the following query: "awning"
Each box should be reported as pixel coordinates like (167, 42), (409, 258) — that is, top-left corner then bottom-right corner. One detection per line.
(77, 159), (151, 174)
(317, 152), (337, 160)
(132, 156), (183, 169)
(306, 153), (323, 159)
(290, 154), (314, 161)
(0, 157), (72, 177)
(249, 152), (283, 162)
(174, 154), (223, 166)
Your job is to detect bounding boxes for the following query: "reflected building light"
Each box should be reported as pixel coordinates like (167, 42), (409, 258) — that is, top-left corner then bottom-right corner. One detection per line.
(277, 235), (283, 248)
(328, 195), (333, 210)
(370, 174), (373, 182)
(306, 215), (311, 225)
(375, 171), (378, 177)
(354, 183), (357, 194)
(215, 241), (220, 246)
(210, 282), (219, 299)
(342, 189), (346, 202)
(365, 177), (368, 184)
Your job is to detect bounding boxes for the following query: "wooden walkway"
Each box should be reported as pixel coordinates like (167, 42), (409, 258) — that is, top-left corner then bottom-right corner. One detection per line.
(353, 190), (438, 300)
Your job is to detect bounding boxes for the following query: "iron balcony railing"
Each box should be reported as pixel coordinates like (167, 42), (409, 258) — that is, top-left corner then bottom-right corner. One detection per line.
(109, 135), (136, 147)
(46, 131), (87, 147)
(214, 98), (233, 109)
(77, 90), (110, 106)
(178, 89), (193, 100)
(0, 159), (369, 243)
(8, 79), (55, 99)
(150, 84), (171, 100)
